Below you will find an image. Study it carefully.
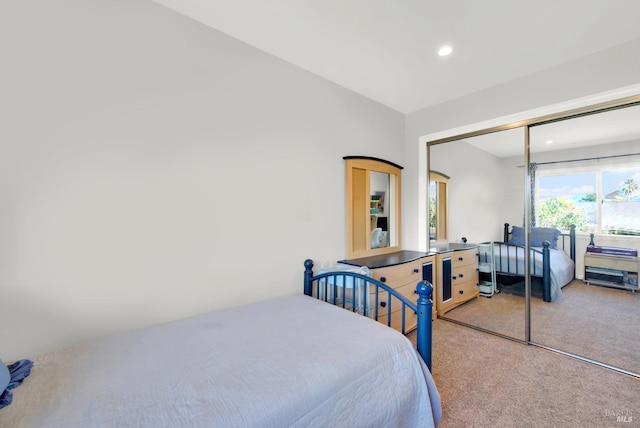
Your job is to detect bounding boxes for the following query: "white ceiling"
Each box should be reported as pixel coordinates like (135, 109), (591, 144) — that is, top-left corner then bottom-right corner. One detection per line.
(153, 0), (640, 114)
(464, 103), (640, 157)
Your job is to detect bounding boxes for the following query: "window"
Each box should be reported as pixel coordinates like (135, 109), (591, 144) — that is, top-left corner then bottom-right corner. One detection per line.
(602, 168), (640, 235)
(536, 165), (640, 236)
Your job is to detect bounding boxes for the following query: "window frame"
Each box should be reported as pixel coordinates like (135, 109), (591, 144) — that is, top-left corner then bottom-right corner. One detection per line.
(535, 159), (640, 237)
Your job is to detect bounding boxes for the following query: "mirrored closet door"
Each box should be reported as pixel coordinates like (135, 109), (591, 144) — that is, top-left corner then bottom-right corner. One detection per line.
(429, 127), (528, 341)
(528, 103), (640, 375)
(428, 99), (640, 377)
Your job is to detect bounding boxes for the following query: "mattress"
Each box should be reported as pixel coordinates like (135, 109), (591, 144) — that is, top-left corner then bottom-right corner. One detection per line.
(0, 294), (441, 427)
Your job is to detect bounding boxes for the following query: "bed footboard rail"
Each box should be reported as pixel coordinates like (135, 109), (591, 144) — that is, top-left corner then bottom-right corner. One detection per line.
(501, 223), (576, 301)
(303, 259), (433, 370)
(493, 242), (545, 276)
(492, 242), (552, 301)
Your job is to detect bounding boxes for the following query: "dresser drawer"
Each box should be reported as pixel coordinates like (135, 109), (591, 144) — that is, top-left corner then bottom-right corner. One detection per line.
(451, 263), (478, 284)
(375, 305), (418, 333)
(453, 279), (478, 303)
(371, 260), (424, 286)
(451, 248), (477, 268)
(370, 280), (421, 305)
(368, 279), (424, 332)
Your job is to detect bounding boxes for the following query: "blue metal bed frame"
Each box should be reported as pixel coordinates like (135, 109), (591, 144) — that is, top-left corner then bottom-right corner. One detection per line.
(303, 259), (434, 370)
(478, 223), (576, 302)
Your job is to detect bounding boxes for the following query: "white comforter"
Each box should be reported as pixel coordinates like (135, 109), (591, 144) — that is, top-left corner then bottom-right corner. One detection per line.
(1, 295), (441, 428)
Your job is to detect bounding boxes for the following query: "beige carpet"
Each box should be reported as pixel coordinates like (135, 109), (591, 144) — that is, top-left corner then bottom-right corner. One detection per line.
(410, 320), (640, 427)
(441, 280), (640, 375)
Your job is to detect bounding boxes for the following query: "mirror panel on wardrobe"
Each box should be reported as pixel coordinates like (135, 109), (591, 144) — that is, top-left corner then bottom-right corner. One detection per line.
(429, 127), (527, 341)
(528, 103), (640, 375)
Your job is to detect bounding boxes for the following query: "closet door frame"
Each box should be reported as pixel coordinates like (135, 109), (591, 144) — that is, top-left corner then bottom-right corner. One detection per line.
(422, 88), (640, 376)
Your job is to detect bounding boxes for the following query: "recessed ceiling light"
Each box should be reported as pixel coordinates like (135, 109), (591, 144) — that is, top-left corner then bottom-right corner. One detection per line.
(438, 45), (453, 56)
(545, 140), (554, 145)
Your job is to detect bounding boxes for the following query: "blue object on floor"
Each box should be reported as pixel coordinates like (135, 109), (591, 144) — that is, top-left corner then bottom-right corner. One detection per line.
(0, 359), (34, 410)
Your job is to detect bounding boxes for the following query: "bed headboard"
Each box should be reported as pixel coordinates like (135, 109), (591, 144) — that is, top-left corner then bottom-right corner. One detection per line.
(503, 222), (576, 263)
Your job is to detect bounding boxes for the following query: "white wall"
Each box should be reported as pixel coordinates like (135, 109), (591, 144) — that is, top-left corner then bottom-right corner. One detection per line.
(0, 1), (405, 360)
(496, 155), (527, 232)
(404, 38), (640, 252)
(430, 141), (506, 243)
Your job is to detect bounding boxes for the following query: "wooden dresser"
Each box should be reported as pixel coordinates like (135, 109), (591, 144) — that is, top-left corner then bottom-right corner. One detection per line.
(435, 246), (479, 316)
(339, 251), (437, 332)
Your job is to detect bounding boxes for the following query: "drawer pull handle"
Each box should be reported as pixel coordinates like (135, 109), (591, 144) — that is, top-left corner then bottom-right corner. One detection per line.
(380, 277), (387, 283)
(459, 273), (464, 278)
(380, 301), (387, 307)
(458, 256), (464, 261)
(459, 290), (464, 295)
(452, 276), (457, 280)
(413, 268), (419, 273)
